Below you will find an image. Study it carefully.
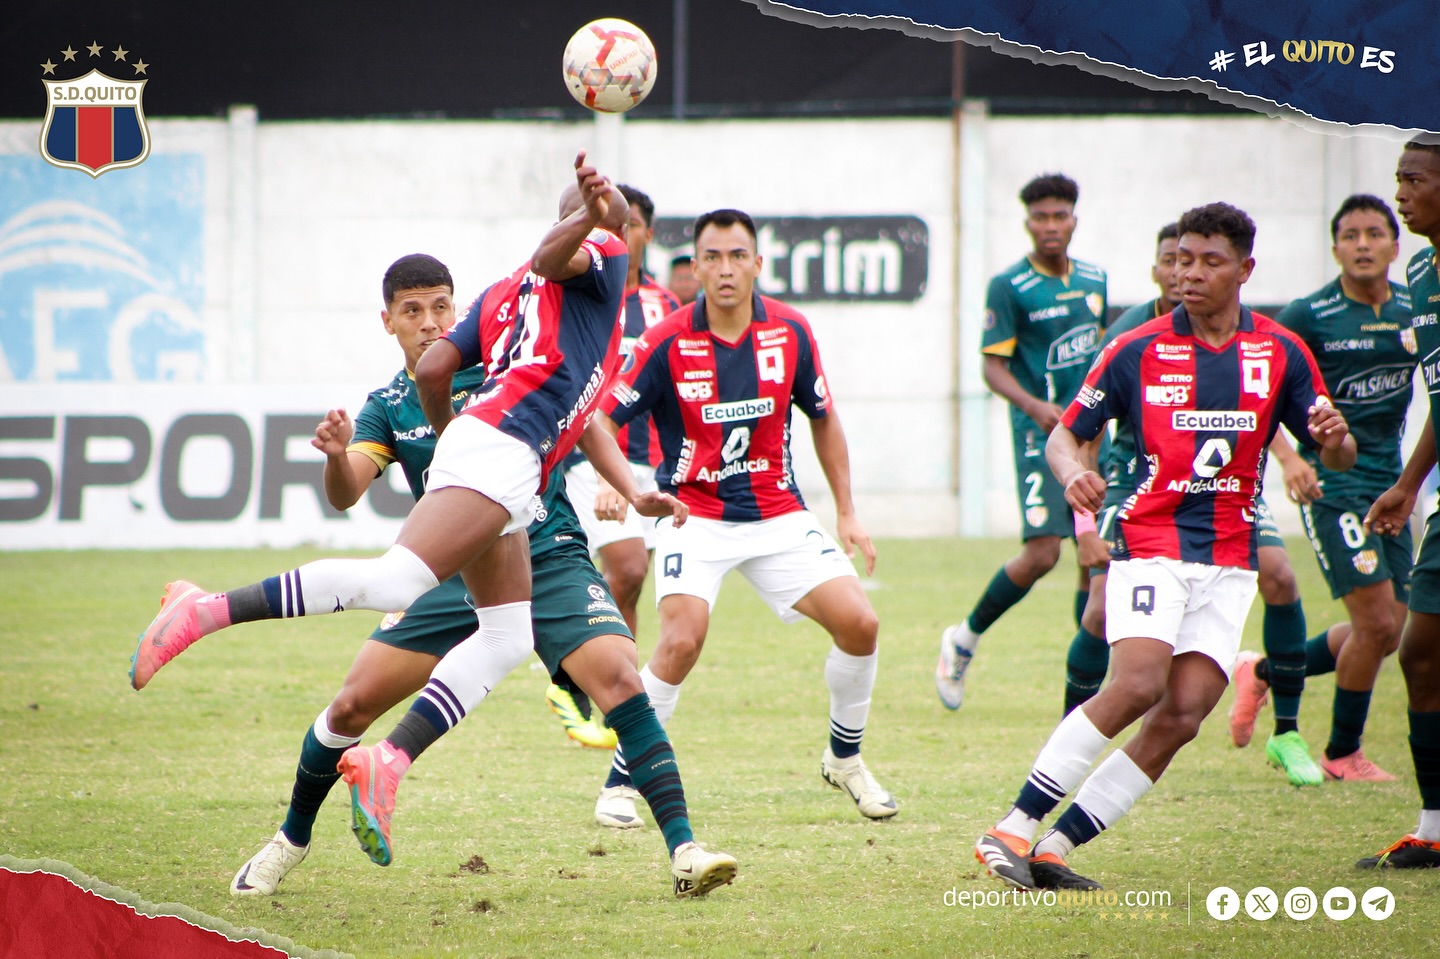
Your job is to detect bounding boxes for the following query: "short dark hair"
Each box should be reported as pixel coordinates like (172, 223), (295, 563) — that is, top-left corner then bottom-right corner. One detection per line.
(670, 253), (693, 268)
(1404, 138), (1440, 157)
(382, 253), (453, 305)
(1177, 203), (1256, 258)
(692, 209), (757, 245)
(618, 184), (655, 227)
(1157, 222), (1179, 246)
(1330, 194), (1399, 241)
(1019, 174), (1079, 207)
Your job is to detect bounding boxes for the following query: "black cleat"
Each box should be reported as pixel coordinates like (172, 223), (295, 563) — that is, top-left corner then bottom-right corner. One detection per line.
(975, 830), (1035, 889)
(1356, 834), (1440, 870)
(1030, 853), (1103, 890)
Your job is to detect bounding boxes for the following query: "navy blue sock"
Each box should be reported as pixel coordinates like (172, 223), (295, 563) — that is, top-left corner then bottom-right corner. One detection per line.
(1051, 802), (1105, 848)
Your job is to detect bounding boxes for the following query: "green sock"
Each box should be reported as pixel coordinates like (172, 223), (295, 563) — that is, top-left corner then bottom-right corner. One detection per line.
(1410, 710), (1440, 810)
(967, 568), (1031, 634)
(1063, 627), (1109, 716)
(1327, 687), (1373, 760)
(1263, 601), (1306, 734)
(281, 726), (354, 847)
(1073, 590), (1088, 631)
(1305, 630), (1337, 676)
(608, 692), (693, 855)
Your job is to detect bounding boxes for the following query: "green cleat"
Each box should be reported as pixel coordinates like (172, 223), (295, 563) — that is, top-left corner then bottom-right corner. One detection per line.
(1265, 731), (1323, 787)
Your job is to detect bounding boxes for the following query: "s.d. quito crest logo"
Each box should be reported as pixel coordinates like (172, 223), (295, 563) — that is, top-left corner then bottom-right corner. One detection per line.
(40, 41), (151, 177)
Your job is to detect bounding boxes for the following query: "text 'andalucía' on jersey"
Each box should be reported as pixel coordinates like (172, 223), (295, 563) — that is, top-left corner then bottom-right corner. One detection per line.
(443, 229), (628, 486)
(603, 291), (830, 523)
(1062, 304), (1332, 570)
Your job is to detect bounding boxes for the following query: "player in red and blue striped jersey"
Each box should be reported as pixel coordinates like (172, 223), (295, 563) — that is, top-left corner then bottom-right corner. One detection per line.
(589, 208), (898, 828)
(977, 203), (1355, 891)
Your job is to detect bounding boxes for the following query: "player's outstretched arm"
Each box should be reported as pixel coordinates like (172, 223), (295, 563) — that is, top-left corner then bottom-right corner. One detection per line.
(1046, 425), (1105, 514)
(312, 408), (382, 510)
(1308, 403), (1357, 472)
(1365, 412), (1435, 536)
(415, 338), (463, 436)
(532, 151), (615, 281)
(810, 410), (876, 575)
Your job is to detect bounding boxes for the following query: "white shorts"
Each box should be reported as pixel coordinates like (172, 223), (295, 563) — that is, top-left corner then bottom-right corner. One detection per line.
(424, 415), (540, 536)
(653, 510), (857, 623)
(1104, 557), (1258, 679)
(565, 459), (659, 552)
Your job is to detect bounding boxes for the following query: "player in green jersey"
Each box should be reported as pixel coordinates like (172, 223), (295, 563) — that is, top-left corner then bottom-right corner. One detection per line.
(1354, 143), (1440, 868)
(938, 173), (1108, 710)
(1231, 195), (1417, 785)
(221, 254), (735, 899)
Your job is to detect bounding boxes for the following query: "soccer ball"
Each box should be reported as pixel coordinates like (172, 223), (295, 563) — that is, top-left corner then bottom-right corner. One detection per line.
(562, 18), (657, 113)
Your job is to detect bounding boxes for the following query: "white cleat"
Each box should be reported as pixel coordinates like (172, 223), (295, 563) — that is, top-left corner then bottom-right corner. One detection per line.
(230, 830), (309, 896)
(935, 626), (974, 710)
(821, 747), (899, 820)
(594, 784), (645, 829)
(671, 841), (738, 898)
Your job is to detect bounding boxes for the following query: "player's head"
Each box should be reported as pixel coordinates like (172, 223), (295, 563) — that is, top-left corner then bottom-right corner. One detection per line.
(1175, 203), (1256, 317)
(1330, 194), (1400, 285)
(380, 253), (456, 372)
(1152, 222), (1182, 307)
(558, 180), (631, 238)
(1020, 173), (1079, 262)
(669, 252), (699, 304)
(692, 209), (761, 311)
(1396, 141), (1440, 242)
(618, 184), (656, 269)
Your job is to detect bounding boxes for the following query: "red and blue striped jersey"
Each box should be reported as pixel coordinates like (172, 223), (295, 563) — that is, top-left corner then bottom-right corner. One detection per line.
(445, 229), (627, 484)
(1063, 305), (1332, 569)
(615, 276), (681, 467)
(604, 292), (831, 522)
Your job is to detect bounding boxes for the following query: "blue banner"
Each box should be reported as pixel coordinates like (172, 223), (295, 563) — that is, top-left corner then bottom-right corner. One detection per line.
(758, 1), (1431, 133)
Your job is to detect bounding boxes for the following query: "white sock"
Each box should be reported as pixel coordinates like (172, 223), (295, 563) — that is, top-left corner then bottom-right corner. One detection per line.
(290, 544), (438, 616)
(997, 808), (1044, 843)
(825, 647), (877, 756)
(312, 707), (362, 749)
(954, 621), (982, 654)
(1416, 809), (1440, 841)
(1029, 706), (1113, 803)
(421, 601), (533, 724)
(639, 663), (682, 726)
(1057, 749), (1154, 843)
(1031, 827), (1076, 860)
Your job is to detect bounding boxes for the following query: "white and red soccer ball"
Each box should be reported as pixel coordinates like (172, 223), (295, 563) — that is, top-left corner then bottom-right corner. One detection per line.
(562, 18), (657, 113)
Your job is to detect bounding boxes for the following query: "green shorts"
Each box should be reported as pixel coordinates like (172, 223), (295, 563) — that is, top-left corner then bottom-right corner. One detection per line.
(1086, 485), (1131, 577)
(1398, 507), (1436, 612)
(1012, 425), (1073, 541)
(1299, 496), (1413, 602)
(1254, 497), (1286, 552)
(368, 540), (634, 681)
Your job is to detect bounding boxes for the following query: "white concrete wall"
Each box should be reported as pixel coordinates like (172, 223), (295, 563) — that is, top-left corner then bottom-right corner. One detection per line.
(0, 107), (1430, 548)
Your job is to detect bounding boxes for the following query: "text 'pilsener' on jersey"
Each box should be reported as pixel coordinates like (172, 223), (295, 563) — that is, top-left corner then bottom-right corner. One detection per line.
(443, 228), (628, 486)
(1062, 305), (1333, 570)
(603, 291), (830, 522)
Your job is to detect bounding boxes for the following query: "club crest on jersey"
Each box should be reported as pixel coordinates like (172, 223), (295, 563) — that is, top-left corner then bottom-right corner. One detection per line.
(41, 59), (151, 177)
(1024, 505), (1049, 529)
(1401, 328), (1419, 354)
(1085, 292), (1105, 319)
(1352, 549), (1379, 575)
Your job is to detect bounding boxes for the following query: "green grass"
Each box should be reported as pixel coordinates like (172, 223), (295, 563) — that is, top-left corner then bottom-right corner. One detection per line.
(2, 540), (1436, 957)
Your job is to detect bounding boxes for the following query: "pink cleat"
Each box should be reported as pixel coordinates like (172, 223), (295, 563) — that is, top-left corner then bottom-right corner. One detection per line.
(338, 743), (404, 866)
(1320, 749), (1398, 782)
(1227, 651), (1268, 748)
(129, 581), (206, 690)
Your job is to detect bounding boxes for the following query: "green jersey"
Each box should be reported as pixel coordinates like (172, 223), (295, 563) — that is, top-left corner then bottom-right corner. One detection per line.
(1097, 298), (1170, 492)
(348, 365), (583, 560)
(1276, 277), (1416, 497)
(1407, 249), (1440, 442)
(982, 256), (1108, 436)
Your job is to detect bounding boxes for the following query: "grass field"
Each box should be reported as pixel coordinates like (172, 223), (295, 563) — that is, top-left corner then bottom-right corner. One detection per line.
(2, 539), (1436, 958)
